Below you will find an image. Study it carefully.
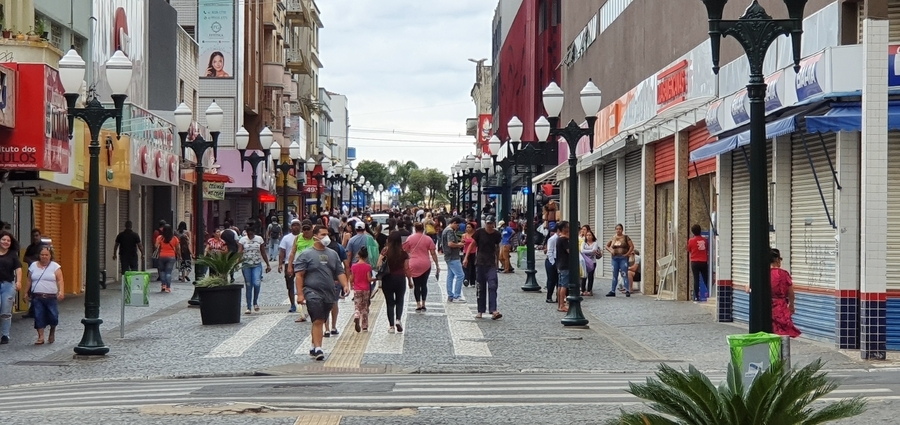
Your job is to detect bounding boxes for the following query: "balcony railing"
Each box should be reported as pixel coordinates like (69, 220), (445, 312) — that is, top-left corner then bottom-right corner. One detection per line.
(285, 47), (311, 76)
(285, 0), (311, 27)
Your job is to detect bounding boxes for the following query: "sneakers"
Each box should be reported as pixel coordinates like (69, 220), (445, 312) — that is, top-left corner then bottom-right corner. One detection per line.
(0, 336), (8, 344)
(463, 280), (469, 287)
(452, 298), (466, 303)
(288, 305), (297, 313)
(308, 348), (325, 361)
(606, 292), (616, 297)
(625, 292), (631, 297)
(330, 329), (339, 336)
(395, 323), (404, 333)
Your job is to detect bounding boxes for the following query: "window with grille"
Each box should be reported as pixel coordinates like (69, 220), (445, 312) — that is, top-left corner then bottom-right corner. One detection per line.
(51, 22), (63, 50)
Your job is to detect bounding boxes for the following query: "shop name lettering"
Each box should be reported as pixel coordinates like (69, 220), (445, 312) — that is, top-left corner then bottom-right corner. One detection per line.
(0, 146), (37, 163)
(657, 69), (687, 108)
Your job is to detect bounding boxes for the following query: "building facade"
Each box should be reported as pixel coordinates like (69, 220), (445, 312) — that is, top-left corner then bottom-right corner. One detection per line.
(553, 0), (900, 359)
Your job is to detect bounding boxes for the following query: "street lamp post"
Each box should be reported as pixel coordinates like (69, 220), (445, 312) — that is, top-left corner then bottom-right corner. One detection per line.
(235, 126), (273, 231)
(703, 0), (806, 333)
(59, 47), (133, 356)
(306, 156), (330, 213)
(272, 141), (302, 227)
(488, 134), (516, 223)
(503, 115), (551, 292)
(378, 183), (385, 211)
(540, 80), (602, 327)
(174, 101), (223, 306)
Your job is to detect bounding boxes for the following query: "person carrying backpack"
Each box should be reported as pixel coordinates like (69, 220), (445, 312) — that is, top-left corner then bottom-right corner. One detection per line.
(267, 219), (283, 259)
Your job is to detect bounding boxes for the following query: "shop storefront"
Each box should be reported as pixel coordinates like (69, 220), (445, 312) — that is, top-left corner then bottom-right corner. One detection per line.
(600, 162), (616, 278)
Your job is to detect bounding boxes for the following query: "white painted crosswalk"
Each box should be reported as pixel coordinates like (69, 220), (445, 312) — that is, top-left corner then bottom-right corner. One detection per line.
(204, 313), (289, 358)
(292, 297), (355, 355)
(436, 264), (492, 357)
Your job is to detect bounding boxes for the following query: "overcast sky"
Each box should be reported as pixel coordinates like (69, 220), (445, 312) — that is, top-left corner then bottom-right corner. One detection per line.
(317, 0), (494, 175)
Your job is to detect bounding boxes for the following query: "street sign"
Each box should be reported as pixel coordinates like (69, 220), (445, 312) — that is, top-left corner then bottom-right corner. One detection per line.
(9, 187), (37, 196)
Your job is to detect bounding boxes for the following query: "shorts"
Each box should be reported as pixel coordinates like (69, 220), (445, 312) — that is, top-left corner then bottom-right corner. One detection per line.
(305, 297), (334, 322)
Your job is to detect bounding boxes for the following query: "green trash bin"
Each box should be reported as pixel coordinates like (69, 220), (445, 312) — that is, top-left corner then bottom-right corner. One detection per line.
(726, 332), (782, 387)
(517, 245), (527, 269)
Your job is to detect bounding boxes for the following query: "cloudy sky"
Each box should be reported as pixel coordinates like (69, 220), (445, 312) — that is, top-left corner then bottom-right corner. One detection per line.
(316, 1), (495, 174)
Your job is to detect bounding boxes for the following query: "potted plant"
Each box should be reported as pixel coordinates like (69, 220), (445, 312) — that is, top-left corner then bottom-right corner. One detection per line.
(26, 26), (39, 42)
(34, 19), (47, 40)
(14, 30), (24, 41)
(194, 251), (243, 325)
(1, 29), (9, 40)
(608, 359), (865, 424)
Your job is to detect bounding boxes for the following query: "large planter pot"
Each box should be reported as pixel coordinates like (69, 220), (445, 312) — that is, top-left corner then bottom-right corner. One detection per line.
(197, 284), (243, 325)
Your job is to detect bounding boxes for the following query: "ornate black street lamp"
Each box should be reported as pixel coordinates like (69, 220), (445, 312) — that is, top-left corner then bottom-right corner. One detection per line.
(703, 0), (806, 333)
(539, 80), (602, 327)
(488, 134), (515, 223)
(235, 125), (274, 231)
(174, 101), (223, 306)
(271, 141), (302, 227)
(501, 115), (551, 292)
(377, 183), (385, 211)
(59, 47), (133, 355)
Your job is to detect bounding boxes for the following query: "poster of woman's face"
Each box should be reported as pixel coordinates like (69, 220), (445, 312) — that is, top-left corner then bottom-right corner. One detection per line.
(205, 51), (230, 78)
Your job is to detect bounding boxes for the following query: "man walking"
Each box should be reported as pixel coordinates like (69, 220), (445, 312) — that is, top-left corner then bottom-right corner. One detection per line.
(442, 217), (465, 302)
(266, 218), (283, 260)
(544, 226), (559, 303)
(555, 221), (571, 312)
(113, 221), (144, 274)
(463, 215), (502, 320)
(295, 225), (349, 361)
(499, 220), (514, 273)
(345, 221), (369, 263)
(279, 219), (302, 314)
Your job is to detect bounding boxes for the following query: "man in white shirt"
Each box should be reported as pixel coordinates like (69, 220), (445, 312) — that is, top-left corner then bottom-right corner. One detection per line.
(544, 227), (559, 303)
(279, 219), (303, 315)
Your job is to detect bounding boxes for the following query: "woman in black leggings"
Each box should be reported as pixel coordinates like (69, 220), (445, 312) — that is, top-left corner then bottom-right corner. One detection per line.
(378, 231), (412, 333)
(406, 223), (438, 312)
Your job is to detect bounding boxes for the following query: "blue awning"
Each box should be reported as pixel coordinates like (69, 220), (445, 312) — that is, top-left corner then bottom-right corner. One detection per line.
(806, 101), (900, 133)
(689, 115), (799, 162)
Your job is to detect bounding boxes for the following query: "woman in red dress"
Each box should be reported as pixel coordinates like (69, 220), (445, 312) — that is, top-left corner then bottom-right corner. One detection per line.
(771, 248), (801, 338)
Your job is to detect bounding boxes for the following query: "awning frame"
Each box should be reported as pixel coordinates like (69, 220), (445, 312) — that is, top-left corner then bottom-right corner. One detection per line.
(798, 131), (839, 230)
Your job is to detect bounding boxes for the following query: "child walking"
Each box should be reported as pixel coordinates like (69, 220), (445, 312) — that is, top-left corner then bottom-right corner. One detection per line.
(350, 246), (376, 332)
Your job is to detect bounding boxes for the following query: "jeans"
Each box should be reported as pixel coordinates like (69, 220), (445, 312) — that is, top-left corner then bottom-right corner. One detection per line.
(544, 258), (558, 300)
(32, 295), (59, 329)
(412, 268), (430, 303)
(157, 256), (177, 288)
(559, 270), (571, 295)
(500, 244), (512, 271)
(691, 261), (709, 301)
(267, 238), (280, 259)
(475, 265), (499, 314)
(445, 259), (464, 299)
(611, 255), (630, 293)
(0, 281), (14, 337)
(382, 274), (407, 326)
(242, 263), (263, 308)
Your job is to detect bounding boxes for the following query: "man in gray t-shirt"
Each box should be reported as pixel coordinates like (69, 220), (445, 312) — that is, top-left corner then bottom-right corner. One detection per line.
(346, 221), (369, 263)
(442, 217), (465, 301)
(295, 225), (349, 361)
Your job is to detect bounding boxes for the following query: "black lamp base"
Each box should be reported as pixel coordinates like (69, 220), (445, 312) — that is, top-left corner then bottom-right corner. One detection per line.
(74, 317), (109, 356)
(521, 269), (541, 292)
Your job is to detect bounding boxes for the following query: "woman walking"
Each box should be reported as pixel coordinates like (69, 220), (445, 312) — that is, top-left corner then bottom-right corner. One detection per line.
(0, 231), (21, 345)
(771, 248), (801, 337)
(238, 225), (270, 314)
(404, 222), (438, 311)
(580, 226), (600, 296)
(462, 222), (477, 287)
(176, 222), (194, 282)
(605, 224), (634, 297)
(350, 246), (375, 332)
(155, 224), (180, 293)
(28, 246), (64, 345)
(206, 229), (227, 254)
(377, 231), (411, 333)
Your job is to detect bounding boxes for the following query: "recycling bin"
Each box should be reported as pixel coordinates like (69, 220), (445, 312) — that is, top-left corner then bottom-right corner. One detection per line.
(726, 332), (782, 387)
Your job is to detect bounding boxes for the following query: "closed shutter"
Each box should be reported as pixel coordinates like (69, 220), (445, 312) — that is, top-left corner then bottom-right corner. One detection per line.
(688, 125), (716, 177)
(790, 132), (836, 290)
(732, 144), (772, 323)
(587, 170), (597, 229)
(891, 1), (900, 42)
(602, 163), (617, 277)
(34, 201), (63, 252)
(655, 136), (675, 184)
(624, 150), (642, 253)
(731, 151), (751, 323)
(235, 198), (252, 228)
(118, 190), (129, 223)
(887, 132), (900, 350)
(98, 194), (107, 273)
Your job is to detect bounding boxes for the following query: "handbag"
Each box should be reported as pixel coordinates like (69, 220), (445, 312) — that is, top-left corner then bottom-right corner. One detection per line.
(151, 245), (160, 259)
(375, 256), (390, 280)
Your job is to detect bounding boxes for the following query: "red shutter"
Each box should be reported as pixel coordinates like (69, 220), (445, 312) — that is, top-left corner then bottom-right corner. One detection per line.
(688, 125), (716, 178)
(654, 136), (675, 184)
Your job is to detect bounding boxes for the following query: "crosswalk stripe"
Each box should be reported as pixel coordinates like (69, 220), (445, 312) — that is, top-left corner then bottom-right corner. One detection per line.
(436, 261), (491, 357)
(292, 297), (355, 355)
(365, 285), (409, 354)
(203, 313), (288, 358)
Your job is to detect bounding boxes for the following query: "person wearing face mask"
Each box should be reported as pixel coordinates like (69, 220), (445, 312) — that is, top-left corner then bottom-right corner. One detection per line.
(295, 225), (349, 361)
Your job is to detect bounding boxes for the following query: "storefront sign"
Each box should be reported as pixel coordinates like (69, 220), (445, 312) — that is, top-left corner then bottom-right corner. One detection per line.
(657, 60), (688, 113)
(731, 89), (750, 126)
(0, 64), (70, 172)
(563, 11), (599, 67)
(125, 105), (177, 186)
(203, 182), (225, 200)
(764, 71), (783, 113)
(303, 184), (318, 193)
(889, 44), (900, 87)
(795, 52), (824, 101)
(705, 100), (723, 134)
(0, 65), (16, 128)
(31, 189), (101, 204)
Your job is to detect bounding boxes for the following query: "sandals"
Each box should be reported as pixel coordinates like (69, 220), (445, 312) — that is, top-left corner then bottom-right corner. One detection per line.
(34, 339), (44, 345)
(491, 312), (503, 320)
(48, 329), (55, 344)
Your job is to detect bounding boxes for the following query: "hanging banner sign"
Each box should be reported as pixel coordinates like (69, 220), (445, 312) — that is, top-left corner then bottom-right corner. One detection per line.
(203, 182), (225, 200)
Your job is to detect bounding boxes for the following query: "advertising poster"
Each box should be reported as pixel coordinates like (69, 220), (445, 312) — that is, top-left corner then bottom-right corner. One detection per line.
(198, 0), (235, 79)
(478, 114), (492, 153)
(91, 0), (146, 107)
